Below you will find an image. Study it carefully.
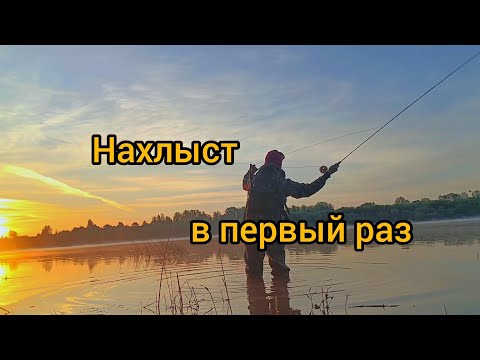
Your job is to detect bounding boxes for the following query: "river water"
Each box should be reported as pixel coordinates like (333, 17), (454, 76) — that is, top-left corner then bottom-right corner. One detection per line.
(1, 218), (479, 315)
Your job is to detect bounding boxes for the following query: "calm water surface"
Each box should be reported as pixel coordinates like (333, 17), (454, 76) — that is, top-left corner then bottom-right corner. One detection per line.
(1, 218), (480, 315)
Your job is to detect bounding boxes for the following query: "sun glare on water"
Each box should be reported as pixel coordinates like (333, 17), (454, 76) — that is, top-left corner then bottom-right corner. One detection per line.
(0, 266), (6, 278)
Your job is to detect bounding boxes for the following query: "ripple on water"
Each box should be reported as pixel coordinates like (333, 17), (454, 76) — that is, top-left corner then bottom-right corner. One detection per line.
(2, 219), (480, 314)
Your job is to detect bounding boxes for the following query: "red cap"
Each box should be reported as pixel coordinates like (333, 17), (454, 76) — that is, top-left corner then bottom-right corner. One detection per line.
(265, 150), (285, 168)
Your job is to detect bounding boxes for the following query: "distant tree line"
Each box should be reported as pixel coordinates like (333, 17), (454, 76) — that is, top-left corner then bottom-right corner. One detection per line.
(1, 190), (479, 251)
(288, 190), (480, 224)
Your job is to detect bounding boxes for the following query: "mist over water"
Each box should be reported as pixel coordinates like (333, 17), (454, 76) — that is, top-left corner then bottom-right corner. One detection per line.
(1, 218), (480, 315)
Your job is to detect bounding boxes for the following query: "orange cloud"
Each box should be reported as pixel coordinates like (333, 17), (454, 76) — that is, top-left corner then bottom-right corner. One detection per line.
(3, 165), (131, 211)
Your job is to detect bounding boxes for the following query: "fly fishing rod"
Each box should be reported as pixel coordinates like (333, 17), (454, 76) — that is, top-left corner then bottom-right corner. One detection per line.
(313, 49), (480, 174)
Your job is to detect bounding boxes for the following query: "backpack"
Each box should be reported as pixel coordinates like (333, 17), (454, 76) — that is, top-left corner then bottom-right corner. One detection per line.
(245, 165), (287, 221)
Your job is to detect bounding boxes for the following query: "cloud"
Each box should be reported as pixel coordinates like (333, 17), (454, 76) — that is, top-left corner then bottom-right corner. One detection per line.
(115, 175), (239, 194)
(183, 169), (209, 175)
(132, 190), (247, 209)
(0, 198), (65, 235)
(3, 165), (131, 211)
(1, 45), (479, 234)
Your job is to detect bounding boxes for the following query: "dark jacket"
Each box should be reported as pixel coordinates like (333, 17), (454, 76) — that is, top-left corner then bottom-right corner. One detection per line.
(243, 164), (331, 221)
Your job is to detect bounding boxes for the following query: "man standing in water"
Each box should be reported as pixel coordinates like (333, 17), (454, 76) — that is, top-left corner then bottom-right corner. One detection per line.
(242, 150), (339, 279)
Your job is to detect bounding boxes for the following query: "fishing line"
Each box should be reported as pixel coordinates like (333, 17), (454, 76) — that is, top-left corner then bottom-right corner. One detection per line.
(284, 126), (379, 156)
(238, 125), (380, 167)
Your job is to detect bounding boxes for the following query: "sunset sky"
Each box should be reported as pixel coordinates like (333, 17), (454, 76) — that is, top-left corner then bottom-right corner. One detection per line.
(1, 45), (480, 236)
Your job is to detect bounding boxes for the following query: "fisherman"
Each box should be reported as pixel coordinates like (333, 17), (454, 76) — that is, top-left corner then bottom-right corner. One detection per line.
(242, 150), (339, 279)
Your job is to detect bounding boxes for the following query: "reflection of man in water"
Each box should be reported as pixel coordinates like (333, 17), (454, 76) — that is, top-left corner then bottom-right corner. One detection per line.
(246, 275), (301, 315)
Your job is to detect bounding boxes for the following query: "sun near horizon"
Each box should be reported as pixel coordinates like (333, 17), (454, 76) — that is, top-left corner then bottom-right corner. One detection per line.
(0, 217), (9, 238)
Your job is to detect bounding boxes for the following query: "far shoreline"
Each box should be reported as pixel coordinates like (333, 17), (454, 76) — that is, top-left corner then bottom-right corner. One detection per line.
(1, 216), (480, 256)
